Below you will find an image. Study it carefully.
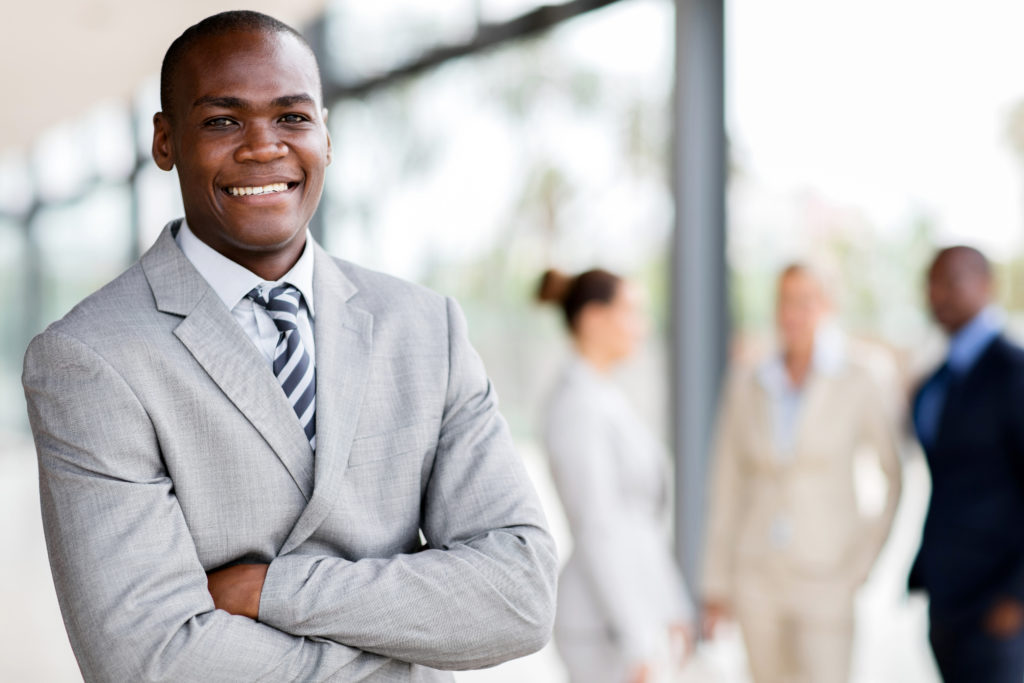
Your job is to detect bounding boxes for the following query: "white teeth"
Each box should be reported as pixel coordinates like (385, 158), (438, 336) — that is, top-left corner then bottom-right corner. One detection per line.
(227, 182), (289, 197)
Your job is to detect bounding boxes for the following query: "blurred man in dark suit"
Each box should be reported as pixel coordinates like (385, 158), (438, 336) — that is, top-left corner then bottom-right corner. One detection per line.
(911, 246), (1024, 683)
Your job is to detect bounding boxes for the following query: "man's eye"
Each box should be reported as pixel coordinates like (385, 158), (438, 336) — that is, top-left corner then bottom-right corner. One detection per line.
(205, 117), (236, 128)
(280, 114), (309, 124)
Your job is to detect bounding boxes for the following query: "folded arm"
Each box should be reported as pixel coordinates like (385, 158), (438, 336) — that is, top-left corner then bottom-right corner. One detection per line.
(255, 297), (558, 670)
(24, 331), (398, 683)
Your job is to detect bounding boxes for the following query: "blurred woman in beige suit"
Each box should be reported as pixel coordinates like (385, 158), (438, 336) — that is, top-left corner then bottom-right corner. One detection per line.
(538, 268), (694, 683)
(701, 264), (902, 683)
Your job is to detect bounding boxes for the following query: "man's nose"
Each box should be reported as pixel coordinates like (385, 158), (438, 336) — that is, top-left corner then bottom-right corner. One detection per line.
(235, 123), (287, 163)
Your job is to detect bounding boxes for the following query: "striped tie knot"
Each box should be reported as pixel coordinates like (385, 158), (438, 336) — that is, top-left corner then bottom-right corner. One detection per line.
(247, 284), (317, 449)
(248, 284), (302, 333)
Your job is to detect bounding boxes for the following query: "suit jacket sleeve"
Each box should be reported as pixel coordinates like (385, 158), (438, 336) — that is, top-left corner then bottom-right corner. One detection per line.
(1000, 364), (1024, 602)
(24, 330), (402, 683)
(255, 297), (558, 670)
(849, 371), (903, 584)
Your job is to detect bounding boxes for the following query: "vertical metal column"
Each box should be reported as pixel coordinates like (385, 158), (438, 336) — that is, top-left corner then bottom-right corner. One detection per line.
(129, 101), (143, 262)
(24, 153), (45, 347)
(306, 13), (329, 247)
(23, 207), (43, 349)
(671, 0), (728, 594)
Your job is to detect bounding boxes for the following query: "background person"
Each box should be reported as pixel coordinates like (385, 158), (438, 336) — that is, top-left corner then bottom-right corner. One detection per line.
(537, 268), (694, 683)
(702, 263), (902, 683)
(910, 246), (1024, 683)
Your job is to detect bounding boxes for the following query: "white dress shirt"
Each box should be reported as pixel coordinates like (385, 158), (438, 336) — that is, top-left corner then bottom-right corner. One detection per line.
(174, 220), (316, 363)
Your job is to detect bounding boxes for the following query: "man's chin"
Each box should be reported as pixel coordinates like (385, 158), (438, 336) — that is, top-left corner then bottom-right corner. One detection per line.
(225, 224), (307, 253)
(935, 317), (963, 334)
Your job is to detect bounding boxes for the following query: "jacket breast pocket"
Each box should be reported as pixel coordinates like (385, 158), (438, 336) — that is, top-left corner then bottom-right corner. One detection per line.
(347, 420), (438, 468)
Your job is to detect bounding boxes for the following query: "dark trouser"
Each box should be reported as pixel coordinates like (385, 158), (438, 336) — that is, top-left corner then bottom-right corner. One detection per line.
(929, 609), (1024, 683)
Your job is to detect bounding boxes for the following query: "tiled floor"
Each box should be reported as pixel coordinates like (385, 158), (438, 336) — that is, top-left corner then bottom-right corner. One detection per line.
(0, 433), (940, 682)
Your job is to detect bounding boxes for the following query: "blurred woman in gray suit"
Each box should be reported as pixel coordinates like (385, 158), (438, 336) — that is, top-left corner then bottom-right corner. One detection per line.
(537, 268), (694, 683)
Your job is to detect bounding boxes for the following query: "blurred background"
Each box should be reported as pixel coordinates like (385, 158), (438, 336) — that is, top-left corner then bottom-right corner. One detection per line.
(4, 0), (1024, 680)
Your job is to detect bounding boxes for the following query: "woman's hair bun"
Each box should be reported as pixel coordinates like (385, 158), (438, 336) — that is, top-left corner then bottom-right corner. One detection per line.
(537, 269), (573, 304)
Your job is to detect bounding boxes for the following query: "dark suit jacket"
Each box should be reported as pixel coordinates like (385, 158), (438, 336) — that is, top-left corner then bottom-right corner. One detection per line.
(910, 335), (1024, 618)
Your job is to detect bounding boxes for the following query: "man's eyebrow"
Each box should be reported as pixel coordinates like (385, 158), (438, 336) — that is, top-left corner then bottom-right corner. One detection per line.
(190, 94), (316, 110)
(272, 94), (316, 108)
(192, 95), (249, 110)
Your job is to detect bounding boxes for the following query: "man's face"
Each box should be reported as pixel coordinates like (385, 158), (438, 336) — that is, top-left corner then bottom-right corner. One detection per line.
(152, 30), (331, 265)
(928, 252), (992, 334)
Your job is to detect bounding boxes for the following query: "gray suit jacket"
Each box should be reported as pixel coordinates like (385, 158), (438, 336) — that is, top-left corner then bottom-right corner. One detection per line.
(22, 222), (557, 682)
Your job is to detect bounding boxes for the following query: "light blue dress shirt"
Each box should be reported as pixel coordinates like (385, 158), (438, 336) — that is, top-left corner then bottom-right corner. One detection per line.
(758, 321), (847, 460)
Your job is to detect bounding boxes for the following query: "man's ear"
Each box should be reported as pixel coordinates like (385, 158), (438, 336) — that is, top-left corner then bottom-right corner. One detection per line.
(152, 113), (175, 171)
(323, 107), (333, 166)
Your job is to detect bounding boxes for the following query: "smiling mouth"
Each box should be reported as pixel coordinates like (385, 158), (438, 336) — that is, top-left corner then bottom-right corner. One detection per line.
(223, 182), (299, 197)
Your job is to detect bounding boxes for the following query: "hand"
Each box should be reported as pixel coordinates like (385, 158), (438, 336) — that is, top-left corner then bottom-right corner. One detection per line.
(985, 598), (1024, 639)
(702, 600), (731, 640)
(206, 563), (269, 620)
(628, 662), (651, 683)
(668, 622), (695, 668)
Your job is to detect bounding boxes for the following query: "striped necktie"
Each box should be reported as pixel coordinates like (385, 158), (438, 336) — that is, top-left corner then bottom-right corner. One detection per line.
(247, 284), (316, 449)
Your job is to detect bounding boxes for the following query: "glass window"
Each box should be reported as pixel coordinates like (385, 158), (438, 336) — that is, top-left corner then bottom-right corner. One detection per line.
(0, 153), (32, 216)
(728, 0), (1024, 351)
(85, 102), (135, 182)
(324, 0), (674, 437)
(33, 185), (133, 326)
(0, 217), (27, 429)
(136, 164), (184, 250)
(32, 121), (94, 204)
(323, 0), (476, 81)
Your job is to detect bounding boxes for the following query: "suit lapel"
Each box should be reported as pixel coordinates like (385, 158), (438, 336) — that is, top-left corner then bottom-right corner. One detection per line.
(755, 362), (825, 465)
(791, 373), (829, 462)
(142, 222), (315, 500)
(279, 245), (373, 555)
(752, 383), (779, 463)
(934, 338), (1001, 447)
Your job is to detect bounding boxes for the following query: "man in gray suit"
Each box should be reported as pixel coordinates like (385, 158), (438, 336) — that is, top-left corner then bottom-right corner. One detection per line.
(22, 10), (556, 682)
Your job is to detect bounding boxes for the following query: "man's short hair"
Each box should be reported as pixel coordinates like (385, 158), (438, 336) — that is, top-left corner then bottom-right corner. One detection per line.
(778, 260), (835, 302)
(160, 10), (322, 116)
(934, 245), (992, 279)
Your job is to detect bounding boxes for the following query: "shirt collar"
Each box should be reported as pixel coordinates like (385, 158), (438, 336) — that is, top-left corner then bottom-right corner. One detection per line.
(175, 219), (316, 316)
(946, 305), (1001, 374)
(758, 356), (794, 397)
(758, 319), (847, 394)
